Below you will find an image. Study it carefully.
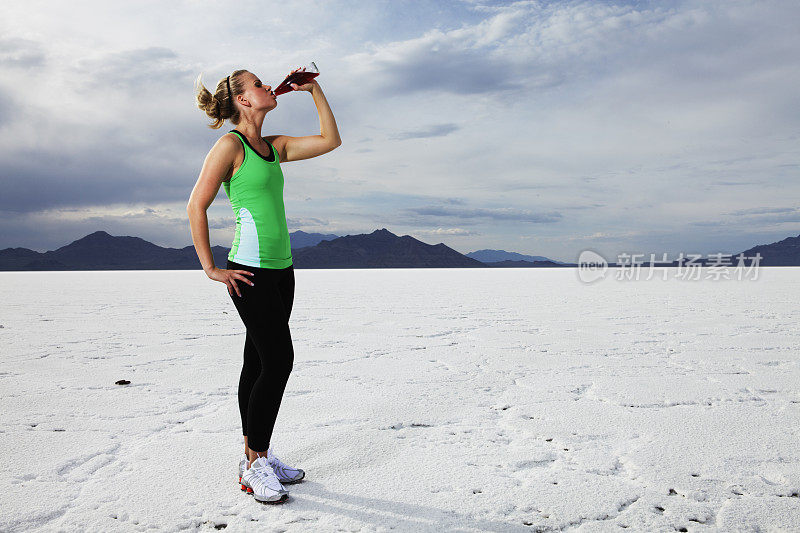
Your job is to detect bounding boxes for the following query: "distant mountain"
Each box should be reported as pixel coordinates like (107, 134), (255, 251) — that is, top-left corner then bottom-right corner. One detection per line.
(736, 234), (800, 266)
(0, 231), (230, 270)
(1, 230), (798, 271)
(292, 228), (485, 268)
(290, 230), (340, 250)
(0, 248), (42, 270)
(466, 249), (565, 264)
(658, 233), (800, 267)
(0, 229), (336, 271)
(0, 228), (484, 270)
(484, 259), (573, 268)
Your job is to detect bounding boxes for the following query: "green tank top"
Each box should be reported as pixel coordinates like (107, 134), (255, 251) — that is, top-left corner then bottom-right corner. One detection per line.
(222, 129), (293, 269)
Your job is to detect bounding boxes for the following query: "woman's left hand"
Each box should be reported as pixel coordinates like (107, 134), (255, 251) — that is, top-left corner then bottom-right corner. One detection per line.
(289, 66), (318, 92)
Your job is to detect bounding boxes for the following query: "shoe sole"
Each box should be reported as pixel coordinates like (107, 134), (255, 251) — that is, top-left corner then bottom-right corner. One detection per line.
(254, 493), (289, 504)
(239, 477), (254, 494)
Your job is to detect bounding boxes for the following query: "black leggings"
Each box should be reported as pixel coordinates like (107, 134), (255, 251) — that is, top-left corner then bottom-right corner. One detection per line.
(227, 259), (295, 452)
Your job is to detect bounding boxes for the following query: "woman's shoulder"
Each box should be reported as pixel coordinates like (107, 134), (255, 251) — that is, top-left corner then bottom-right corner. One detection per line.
(222, 130), (242, 143)
(216, 131), (245, 153)
(205, 132), (243, 164)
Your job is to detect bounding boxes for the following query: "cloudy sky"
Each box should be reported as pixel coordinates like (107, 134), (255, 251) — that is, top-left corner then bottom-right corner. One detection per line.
(0, 0), (798, 262)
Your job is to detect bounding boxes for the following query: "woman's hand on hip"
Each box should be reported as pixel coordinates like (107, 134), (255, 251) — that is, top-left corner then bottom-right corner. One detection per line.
(207, 267), (254, 297)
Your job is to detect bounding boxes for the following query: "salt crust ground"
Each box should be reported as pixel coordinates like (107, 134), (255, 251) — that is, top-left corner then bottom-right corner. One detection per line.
(1, 267), (798, 532)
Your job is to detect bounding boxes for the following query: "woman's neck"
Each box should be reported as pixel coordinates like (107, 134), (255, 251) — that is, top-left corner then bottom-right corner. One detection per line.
(235, 116), (266, 144)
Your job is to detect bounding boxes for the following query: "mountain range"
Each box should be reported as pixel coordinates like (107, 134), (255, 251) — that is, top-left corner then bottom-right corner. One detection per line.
(0, 230), (797, 270)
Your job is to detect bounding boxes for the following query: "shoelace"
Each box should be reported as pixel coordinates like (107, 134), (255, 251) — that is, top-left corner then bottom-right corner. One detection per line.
(250, 462), (282, 489)
(269, 453), (292, 471)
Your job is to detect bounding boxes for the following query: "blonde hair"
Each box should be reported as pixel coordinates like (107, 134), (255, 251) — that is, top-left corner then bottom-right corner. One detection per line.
(194, 70), (248, 129)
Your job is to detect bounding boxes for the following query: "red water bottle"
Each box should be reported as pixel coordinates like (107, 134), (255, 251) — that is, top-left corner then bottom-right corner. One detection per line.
(273, 62), (320, 96)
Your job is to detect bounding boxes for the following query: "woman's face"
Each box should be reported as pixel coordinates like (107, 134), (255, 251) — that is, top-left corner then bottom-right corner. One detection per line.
(239, 72), (276, 112)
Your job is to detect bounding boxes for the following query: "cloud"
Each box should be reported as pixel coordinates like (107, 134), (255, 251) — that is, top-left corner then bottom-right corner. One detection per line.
(391, 123), (460, 140)
(0, 87), (12, 127)
(342, 1), (714, 97)
(559, 230), (652, 242)
(738, 212), (800, 225)
(72, 46), (195, 93)
(688, 220), (729, 227)
(0, 0), (798, 261)
(0, 146), (204, 212)
(727, 206), (798, 216)
(286, 216), (330, 228)
(208, 217), (234, 230)
(412, 227), (478, 236)
(0, 37), (46, 68)
(711, 181), (761, 186)
(405, 205), (562, 223)
(688, 207), (800, 227)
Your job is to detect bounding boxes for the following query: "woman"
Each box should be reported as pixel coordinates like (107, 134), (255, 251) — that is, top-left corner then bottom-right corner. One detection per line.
(187, 67), (341, 504)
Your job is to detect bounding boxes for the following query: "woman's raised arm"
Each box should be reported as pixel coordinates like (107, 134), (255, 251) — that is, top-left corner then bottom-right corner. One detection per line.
(269, 77), (342, 163)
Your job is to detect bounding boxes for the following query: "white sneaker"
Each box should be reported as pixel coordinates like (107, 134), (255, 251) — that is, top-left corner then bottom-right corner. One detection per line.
(238, 454), (253, 494)
(242, 457), (289, 504)
(268, 447), (306, 483)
